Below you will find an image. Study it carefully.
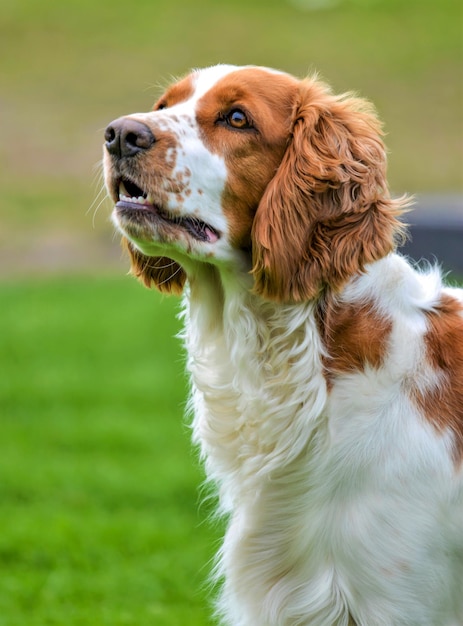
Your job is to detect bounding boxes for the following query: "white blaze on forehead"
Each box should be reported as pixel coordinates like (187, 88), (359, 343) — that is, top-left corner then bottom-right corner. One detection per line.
(189, 63), (289, 101)
(189, 64), (241, 101)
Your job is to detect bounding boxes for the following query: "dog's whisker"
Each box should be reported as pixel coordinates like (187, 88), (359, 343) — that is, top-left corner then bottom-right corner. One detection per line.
(157, 263), (183, 286)
(86, 182), (110, 229)
(150, 260), (177, 271)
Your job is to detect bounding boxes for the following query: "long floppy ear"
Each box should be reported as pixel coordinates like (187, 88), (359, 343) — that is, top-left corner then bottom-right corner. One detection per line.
(252, 78), (409, 303)
(122, 238), (186, 295)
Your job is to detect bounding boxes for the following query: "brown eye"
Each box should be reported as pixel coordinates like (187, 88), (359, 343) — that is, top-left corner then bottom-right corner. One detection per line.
(226, 109), (250, 129)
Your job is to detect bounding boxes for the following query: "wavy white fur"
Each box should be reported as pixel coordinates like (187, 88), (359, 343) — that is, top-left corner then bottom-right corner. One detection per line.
(184, 257), (462, 626)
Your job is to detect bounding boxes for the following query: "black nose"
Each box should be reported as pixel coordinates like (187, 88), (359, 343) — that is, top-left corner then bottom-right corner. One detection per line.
(104, 117), (155, 159)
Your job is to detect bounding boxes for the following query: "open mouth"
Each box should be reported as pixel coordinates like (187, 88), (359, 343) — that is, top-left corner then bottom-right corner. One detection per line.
(115, 178), (220, 243)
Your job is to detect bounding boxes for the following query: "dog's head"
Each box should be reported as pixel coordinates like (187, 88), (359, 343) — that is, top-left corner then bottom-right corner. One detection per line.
(104, 64), (407, 302)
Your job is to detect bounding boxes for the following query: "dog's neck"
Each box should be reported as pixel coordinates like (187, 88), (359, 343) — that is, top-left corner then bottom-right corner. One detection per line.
(181, 263), (328, 508)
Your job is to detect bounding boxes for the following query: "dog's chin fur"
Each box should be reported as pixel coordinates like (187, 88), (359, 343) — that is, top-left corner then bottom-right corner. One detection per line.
(104, 64), (463, 626)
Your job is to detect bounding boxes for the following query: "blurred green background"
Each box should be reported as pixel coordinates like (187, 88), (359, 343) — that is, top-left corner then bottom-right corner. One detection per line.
(0, 0), (462, 624)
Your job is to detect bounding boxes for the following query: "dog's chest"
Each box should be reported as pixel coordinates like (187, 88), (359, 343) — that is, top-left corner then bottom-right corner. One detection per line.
(187, 297), (328, 478)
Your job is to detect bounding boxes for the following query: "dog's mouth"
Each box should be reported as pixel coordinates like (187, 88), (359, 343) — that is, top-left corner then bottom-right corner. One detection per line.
(114, 178), (220, 244)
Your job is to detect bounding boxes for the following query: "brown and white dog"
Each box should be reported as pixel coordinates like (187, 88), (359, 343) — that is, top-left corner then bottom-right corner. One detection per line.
(104, 65), (463, 626)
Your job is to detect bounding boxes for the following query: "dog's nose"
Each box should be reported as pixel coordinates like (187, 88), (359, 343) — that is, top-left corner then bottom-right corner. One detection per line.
(104, 117), (155, 159)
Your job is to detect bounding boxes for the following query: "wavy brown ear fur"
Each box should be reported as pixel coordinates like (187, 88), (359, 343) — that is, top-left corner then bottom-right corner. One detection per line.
(252, 77), (409, 303)
(122, 238), (186, 295)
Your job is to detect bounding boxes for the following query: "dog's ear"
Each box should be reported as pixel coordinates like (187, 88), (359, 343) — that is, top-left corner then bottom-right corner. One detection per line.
(122, 238), (186, 295)
(252, 78), (409, 303)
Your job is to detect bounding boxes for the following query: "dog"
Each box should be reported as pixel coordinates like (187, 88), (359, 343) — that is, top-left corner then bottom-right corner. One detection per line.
(103, 64), (463, 626)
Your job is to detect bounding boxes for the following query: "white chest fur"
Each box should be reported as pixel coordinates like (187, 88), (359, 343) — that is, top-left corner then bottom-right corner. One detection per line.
(181, 269), (462, 626)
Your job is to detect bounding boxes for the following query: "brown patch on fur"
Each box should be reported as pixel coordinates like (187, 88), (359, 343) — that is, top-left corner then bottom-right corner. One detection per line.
(318, 296), (392, 385)
(251, 77), (409, 303)
(414, 294), (463, 465)
(196, 69), (300, 250)
(153, 74), (195, 110)
(122, 238), (186, 294)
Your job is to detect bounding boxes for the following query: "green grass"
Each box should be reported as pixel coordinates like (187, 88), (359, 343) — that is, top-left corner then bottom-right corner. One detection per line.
(0, 277), (219, 625)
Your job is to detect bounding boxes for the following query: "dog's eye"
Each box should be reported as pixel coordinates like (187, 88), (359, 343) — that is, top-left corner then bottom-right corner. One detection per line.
(225, 109), (251, 130)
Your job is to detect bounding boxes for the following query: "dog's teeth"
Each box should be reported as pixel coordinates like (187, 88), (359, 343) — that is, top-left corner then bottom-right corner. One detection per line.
(119, 193), (149, 205)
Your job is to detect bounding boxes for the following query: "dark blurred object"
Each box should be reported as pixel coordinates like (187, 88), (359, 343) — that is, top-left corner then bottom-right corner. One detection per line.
(400, 195), (463, 275)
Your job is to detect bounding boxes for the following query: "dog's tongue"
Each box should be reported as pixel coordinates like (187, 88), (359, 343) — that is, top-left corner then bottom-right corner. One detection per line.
(205, 226), (219, 243)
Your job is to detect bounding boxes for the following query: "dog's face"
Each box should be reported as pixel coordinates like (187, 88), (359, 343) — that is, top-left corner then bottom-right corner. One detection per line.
(104, 65), (298, 265)
(104, 64), (405, 301)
